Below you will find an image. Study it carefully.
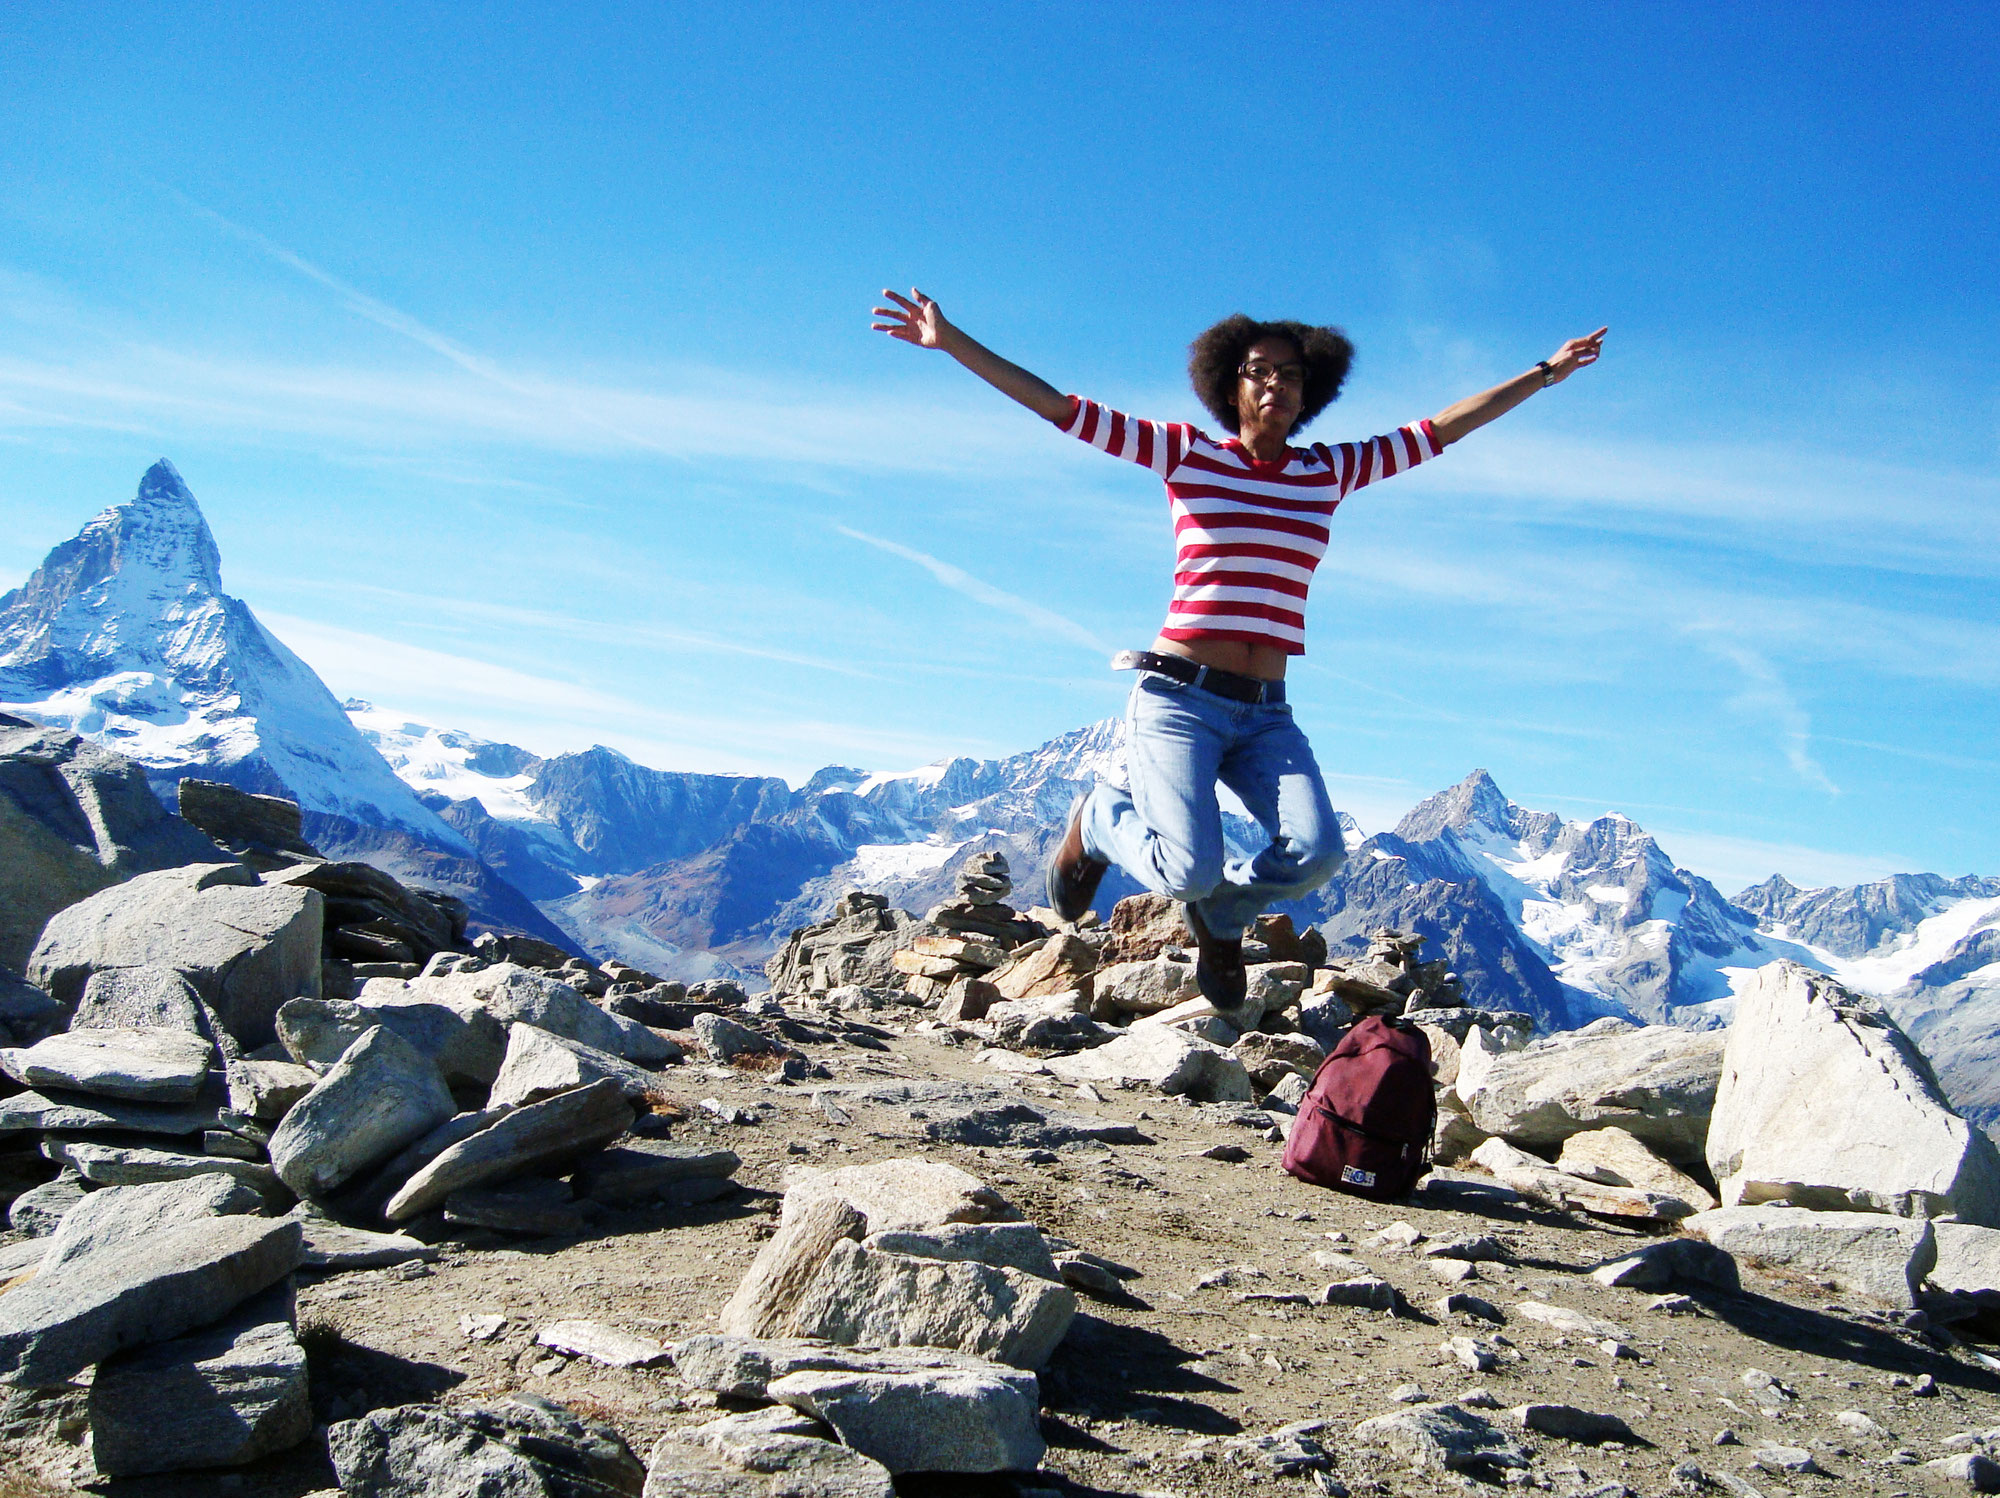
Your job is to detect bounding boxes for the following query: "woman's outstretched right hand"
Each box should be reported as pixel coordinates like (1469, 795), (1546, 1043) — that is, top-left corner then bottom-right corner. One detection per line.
(871, 288), (949, 348)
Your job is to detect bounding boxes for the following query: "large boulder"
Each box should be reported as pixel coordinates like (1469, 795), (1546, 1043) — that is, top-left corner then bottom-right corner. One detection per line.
(27, 863), (322, 1047)
(328, 1394), (645, 1497)
(1684, 1204), (1936, 1307)
(1706, 962), (2000, 1224)
(765, 891), (934, 996)
(768, 1361), (1046, 1474)
(277, 991), (506, 1090)
(383, 1079), (635, 1222)
(1459, 1020), (1724, 1163)
(268, 1025), (457, 1198)
(1093, 954), (1201, 1016)
(0, 721), (223, 971)
(412, 963), (672, 1063)
(781, 1158), (1020, 1235)
(1047, 1025), (1254, 1103)
(0, 1026), (213, 1102)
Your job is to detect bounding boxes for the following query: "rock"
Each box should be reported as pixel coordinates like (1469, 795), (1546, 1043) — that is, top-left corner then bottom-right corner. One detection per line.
(86, 1282), (311, 1475)
(422, 962), (672, 1063)
(1435, 1292), (1506, 1323)
(936, 976), (1000, 1024)
(537, 1319), (669, 1367)
(226, 1056), (319, 1119)
(1461, 1022), (1724, 1163)
(1223, 1420), (1335, 1476)
(175, 778), (319, 865)
(782, 1157), (1020, 1234)
(1683, 1204), (1936, 1306)
(42, 1137), (277, 1194)
(445, 1176), (586, 1236)
(671, 1334), (1023, 1400)
(981, 991), (1104, 1051)
(1834, 1410), (1887, 1436)
(1446, 1335), (1499, 1373)
(1514, 1301), (1628, 1338)
(574, 1140), (741, 1206)
(1753, 1445), (1823, 1475)
(1351, 1402), (1531, 1474)
(653, 1409), (895, 1495)
(1510, 1404), (1641, 1444)
(268, 859), (465, 969)
(1233, 1031), (1326, 1089)
(1590, 1238), (1740, 1292)
(1263, 1069), (1311, 1113)
(278, 992), (507, 1089)
(1707, 962), (2000, 1224)
(1415, 1022), (1464, 1087)
(863, 1222), (1060, 1282)
(0, 965), (65, 1046)
(1319, 1276), (1398, 1310)
(721, 1195), (870, 1339)
(1927, 1454), (2000, 1492)
(1558, 1126), (1718, 1211)
(767, 1361), (1045, 1474)
(328, 1394), (646, 1497)
(1093, 954), (1200, 1015)
(488, 1024), (668, 1110)
(39, 1175), (266, 1273)
(0, 723), (222, 972)
(1928, 1223), (2000, 1308)
(2, 1025), (213, 1103)
(0, 1085), (225, 1139)
(813, 1082), (1144, 1150)
(1470, 1137), (1696, 1220)
(695, 1011), (785, 1063)
(987, 933), (1096, 1004)
(787, 1238), (1076, 1367)
(1098, 893), (1193, 963)
(384, 1079), (636, 1222)
(0, 1213), (302, 1385)
(269, 1025), (457, 1198)
(1046, 1025), (1254, 1103)
(1424, 1234), (1510, 1263)
(765, 892), (935, 997)
(290, 1208), (439, 1269)
(1373, 1221), (1426, 1249)
(7, 1173), (88, 1236)
(27, 863), (322, 1048)
(1054, 1254), (1124, 1298)
(70, 964), (206, 1033)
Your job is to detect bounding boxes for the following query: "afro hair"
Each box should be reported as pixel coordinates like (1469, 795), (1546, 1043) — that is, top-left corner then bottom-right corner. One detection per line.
(1187, 314), (1355, 434)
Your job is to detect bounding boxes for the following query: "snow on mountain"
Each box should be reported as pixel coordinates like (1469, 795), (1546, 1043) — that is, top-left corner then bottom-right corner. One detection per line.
(0, 462), (465, 846)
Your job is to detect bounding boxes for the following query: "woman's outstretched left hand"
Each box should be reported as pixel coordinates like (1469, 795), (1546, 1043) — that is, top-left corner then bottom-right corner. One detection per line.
(1543, 327), (1608, 382)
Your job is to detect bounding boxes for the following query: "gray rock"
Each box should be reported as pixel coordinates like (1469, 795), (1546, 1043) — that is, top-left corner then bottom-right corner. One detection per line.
(1927, 1454), (2000, 1492)
(70, 965), (206, 1033)
(787, 1239), (1076, 1368)
(1510, 1403), (1642, 1444)
(1558, 1125), (1718, 1210)
(1222, 1422), (1335, 1476)
(0, 1213), (302, 1385)
(1685, 1204), (1936, 1306)
(1752, 1445), (1823, 1475)
(694, 1011), (785, 1062)
(422, 962), (673, 1063)
(1514, 1301), (1628, 1338)
(1053, 1253), (1124, 1298)
(981, 991), (1103, 1051)
(40, 1175), (266, 1274)
(176, 778), (319, 864)
(816, 1079), (1146, 1149)
(2, 1026), (213, 1102)
(226, 1056), (319, 1119)
(384, 1079), (636, 1222)
(1093, 954), (1200, 1015)
(42, 1136), (278, 1194)
(269, 1025), (457, 1198)
(0, 1085), (224, 1138)
(278, 992), (506, 1090)
(1046, 1025), (1254, 1103)
(765, 891), (936, 997)
(1928, 1222), (2000, 1306)
(863, 1222), (1059, 1282)
(1460, 1022), (1724, 1163)
(0, 723), (222, 973)
(289, 1207), (440, 1269)
(1590, 1238), (1740, 1292)
(489, 1023), (667, 1110)
(575, 1140), (741, 1206)
(444, 1176), (586, 1236)
(1232, 1031), (1326, 1089)
(671, 1334), (1028, 1402)
(27, 863), (323, 1047)
(1707, 962), (2000, 1224)
(0, 964), (65, 1046)
(651, 1407), (895, 1496)
(328, 1393), (646, 1497)
(1470, 1137), (1695, 1221)
(1351, 1401), (1531, 1473)
(767, 1362), (1045, 1474)
(87, 1282), (311, 1475)
(1319, 1276), (1398, 1310)
(1446, 1335), (1499, 1373)
(1435, 1292), (1506, 1323)
(781, 1157), (1020, 1234)
(8, 1172), (89, 1236)
(537, 1320), (669, 1368)
(720, 1195), (870, 1340)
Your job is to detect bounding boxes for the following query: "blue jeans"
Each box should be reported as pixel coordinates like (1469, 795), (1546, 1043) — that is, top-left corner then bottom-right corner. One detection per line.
(1080, 671), (1346, 938)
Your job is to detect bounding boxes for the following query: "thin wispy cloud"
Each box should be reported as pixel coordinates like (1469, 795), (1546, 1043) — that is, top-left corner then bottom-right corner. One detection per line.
(1696, 634), (1840, 796)
(833, 524), (1109, 655)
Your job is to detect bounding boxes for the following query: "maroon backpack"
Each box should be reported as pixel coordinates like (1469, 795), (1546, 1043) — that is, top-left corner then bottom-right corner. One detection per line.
(1282, 1015), (1436, 1201)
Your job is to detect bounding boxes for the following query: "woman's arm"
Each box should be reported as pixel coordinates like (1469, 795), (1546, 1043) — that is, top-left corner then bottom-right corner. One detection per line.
(1429, 327), (1607, 446)
(871, 288), (1074, 424)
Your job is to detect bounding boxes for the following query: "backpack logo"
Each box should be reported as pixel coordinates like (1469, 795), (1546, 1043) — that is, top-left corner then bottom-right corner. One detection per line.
(1339, 1165), (1377, 1188)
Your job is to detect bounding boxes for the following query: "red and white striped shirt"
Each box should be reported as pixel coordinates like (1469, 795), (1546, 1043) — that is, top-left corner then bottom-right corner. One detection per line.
(1059, 395), (1444, 654)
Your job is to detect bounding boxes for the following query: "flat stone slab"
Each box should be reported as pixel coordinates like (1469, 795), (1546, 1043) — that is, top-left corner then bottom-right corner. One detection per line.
(0, 1086), (224, 1137)
(574, 1140), (741, 1206)
(7, 1174), (89, 1236)
(384, 1079), (636, 1222)
(1590, 1238), (1739, 1292)
(1, 1027), (214, 1102)
(1510, 1403), (1642, 1444)
(1684, 1204), (1936, 1307)
(41, 1176), (267, 1274)
(648, 1411), (895, 1496)
(768, 1363), (1045, 1474)
(537, 1319), (670, 1368)
(862, 1222), (1060, 1282)
(269, 1024), (458, 1199)
(330, 1393), (646, 1497)
(0, 1214), (302, 1386)
(42, 1136), (278, 1194)
(1514, 1301), (1629, 1339)
(781, 1157), (1020, 1235)
(1352, 1402), (1530, 1474)
(672, 1335), (1030, 1401)
(444, 1177), (587, 1237)
(288, 1209), (440, 1270)
(87, 1283), (311, 1476)
(489, 1023), (665, 1110)
(811, 1081), (1147, 1150)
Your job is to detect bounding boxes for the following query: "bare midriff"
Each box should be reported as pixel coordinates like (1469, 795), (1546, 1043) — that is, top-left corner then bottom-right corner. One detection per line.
(1151, 634), (1290, 683)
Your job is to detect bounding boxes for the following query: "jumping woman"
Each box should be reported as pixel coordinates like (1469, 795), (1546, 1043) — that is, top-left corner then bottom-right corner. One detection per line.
(872, 289), (1605, 1013)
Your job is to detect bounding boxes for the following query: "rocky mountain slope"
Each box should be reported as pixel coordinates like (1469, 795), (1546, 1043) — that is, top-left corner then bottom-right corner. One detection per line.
(0, 465), (571, 947)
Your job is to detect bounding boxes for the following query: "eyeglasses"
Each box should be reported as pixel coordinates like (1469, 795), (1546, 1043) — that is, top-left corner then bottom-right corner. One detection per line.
(1239, 360), (1307, 387)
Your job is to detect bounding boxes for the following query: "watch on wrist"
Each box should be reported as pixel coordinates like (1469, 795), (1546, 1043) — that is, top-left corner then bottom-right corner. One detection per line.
(1536, 360), (1556, 388)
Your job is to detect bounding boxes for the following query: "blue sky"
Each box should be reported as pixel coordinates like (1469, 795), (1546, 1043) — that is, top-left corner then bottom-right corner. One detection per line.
(2, 3), (1995, 894)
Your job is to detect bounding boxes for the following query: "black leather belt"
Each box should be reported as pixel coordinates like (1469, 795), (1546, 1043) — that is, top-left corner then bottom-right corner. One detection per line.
(1111, 649), (1286, 705)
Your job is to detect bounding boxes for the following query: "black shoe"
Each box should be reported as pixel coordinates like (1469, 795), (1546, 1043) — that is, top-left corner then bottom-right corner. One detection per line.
(1045, 795), (1109, 923)
(1183, 902), (1248, 1009)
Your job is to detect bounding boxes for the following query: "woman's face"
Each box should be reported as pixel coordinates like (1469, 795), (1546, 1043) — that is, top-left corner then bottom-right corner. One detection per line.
(1235, 336), (1306, 435)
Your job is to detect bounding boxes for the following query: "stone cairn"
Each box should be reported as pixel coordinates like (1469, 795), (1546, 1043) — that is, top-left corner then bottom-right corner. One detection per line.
(892, 853), (1041, 1005)
(1310, 927), (1464, 1019)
